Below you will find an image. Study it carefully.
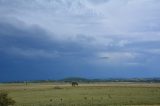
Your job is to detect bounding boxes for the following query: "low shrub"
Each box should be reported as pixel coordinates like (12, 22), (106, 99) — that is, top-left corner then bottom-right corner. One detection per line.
(0, 92), (16, 106)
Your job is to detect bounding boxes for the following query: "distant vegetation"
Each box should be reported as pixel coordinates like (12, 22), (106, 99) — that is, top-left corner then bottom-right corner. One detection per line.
(2, 77), (160, 83)
(61, 77), (160, 83)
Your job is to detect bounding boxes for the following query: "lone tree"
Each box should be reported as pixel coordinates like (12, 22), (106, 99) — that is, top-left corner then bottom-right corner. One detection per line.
(0, 92), (16, 106)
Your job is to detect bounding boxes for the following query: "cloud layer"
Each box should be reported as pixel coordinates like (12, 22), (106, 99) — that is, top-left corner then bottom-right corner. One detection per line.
(1, 0), (160, 81)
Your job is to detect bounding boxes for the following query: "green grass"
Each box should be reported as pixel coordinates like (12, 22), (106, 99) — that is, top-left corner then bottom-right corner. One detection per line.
(0, 83), (160, 106)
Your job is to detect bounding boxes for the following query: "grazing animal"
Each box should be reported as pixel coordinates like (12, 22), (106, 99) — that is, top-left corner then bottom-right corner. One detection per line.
(72, 82), (78, 87)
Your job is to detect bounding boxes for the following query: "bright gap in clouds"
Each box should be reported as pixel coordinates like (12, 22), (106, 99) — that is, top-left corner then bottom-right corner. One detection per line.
(0, 0), (160, 81)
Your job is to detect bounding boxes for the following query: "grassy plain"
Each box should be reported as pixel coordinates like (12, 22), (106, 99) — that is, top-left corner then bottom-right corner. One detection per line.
(0, 82), (160, 106)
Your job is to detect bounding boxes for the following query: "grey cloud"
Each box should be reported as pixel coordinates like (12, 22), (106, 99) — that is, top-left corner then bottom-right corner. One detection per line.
(0, 0), (160, 80)
(1, 0), (160, 40)
(1, 0), (160, 80)
(6, 47), (60, 59)
(0, 18), (96, 61)
(88, 0), (109, 4)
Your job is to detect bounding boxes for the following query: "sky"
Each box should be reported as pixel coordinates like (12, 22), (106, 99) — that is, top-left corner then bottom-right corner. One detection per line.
(1, 0), (160, 81)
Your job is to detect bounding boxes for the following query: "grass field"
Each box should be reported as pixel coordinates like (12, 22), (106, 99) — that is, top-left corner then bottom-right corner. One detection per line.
(0, 82), (160, 106)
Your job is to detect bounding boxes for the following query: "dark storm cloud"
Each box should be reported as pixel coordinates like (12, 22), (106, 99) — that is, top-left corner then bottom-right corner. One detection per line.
(0, 18), (95, 81)
(1, 0), (160, 81)
(0, 18), (91, 59)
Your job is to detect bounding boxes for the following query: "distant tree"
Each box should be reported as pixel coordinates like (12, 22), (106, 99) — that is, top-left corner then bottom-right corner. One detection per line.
(0, 92), (16, 106)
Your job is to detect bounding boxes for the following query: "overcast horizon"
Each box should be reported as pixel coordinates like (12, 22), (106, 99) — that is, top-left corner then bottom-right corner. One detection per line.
(1, 0), (160, 82)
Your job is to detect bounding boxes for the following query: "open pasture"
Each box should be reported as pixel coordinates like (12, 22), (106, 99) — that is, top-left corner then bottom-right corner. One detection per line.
(0, 83), (160, 106)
